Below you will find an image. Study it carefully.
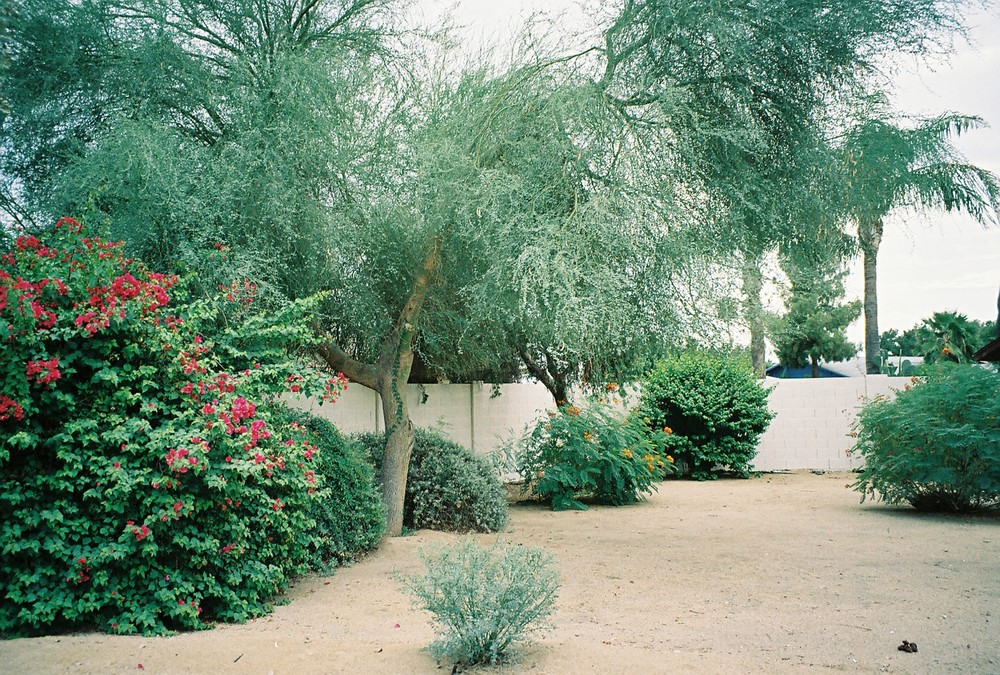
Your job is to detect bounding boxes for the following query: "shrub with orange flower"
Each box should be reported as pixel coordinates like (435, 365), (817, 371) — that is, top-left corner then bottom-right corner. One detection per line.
(515, 401), (671, 510)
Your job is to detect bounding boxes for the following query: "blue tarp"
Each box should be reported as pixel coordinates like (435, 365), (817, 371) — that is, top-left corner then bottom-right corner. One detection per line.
(766, 365), (847, 379)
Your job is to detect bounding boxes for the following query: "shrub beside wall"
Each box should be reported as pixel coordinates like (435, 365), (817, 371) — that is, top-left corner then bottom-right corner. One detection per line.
(851, 364), (1000, 512)
(516, 401), (671, 510)
(354, 428), (508, 533)
(270, 407), (384, 571)
(0, 219), (348, 636)
(637, 353), (774, 479)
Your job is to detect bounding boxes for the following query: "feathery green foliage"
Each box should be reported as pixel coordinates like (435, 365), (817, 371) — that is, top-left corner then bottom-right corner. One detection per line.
(852, 364), (1000, 512)
(516, 401), (673, 511)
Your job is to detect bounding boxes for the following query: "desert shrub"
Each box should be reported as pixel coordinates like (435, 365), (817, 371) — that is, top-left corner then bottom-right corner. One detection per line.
(399, 539), (559, 666)
(517, 401), (672, 511)
(851, 364), (1000, 512)
(0, 218), (348, 636)
(269, 407), (384, 571)
(353, 428), (508, 533)
(636, 353), (773, 479)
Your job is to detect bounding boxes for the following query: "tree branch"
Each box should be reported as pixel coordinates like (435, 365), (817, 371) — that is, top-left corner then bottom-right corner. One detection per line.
(316, 341), (378, 390)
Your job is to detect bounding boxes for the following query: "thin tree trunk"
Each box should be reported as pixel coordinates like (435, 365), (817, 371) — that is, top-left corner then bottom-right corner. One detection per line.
(811, 355), (820, 378)
(317, 237), (442, 537)
(742, 256), (766, 379)
(995, 287), (999, 339)
(860, 218), (883, 375)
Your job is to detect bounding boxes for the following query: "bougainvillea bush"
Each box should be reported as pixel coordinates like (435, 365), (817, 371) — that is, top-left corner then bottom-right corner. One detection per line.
(0, 218), (350, 636)
(851, 364), (1000, 512)
(269, 406), (384, 571)
(517, 401), (673, 511)
(637, 353), (773, 479)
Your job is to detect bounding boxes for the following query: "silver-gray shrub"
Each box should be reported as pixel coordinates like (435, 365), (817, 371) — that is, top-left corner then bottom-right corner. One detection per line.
(400, 539), (559, 665)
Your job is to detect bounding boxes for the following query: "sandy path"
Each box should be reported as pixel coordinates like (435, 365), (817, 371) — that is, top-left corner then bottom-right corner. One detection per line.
(4, 472), (998, 674)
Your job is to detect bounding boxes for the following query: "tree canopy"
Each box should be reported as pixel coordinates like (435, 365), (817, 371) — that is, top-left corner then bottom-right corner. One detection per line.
(1, 0), (989, 533)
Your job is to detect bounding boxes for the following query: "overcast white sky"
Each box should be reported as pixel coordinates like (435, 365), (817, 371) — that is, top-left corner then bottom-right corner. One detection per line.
(421, 0), (1000, 341)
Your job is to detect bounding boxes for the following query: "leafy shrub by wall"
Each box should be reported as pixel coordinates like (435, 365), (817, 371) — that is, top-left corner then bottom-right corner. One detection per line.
(0, 218), (348, 636)
(637, 353), (774, 479)
(517, 401), (672, 510)
(270, 407), (384, 570)
(851, 364), (1000, 512)
(354, 429), (508, 533)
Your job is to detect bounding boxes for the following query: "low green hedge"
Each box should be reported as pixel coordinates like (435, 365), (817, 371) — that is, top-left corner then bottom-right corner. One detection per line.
(851, 364), (1000, 512)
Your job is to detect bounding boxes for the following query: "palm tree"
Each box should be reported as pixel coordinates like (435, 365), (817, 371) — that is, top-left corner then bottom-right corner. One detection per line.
(842, 114), (1000, 374)
(914, 310), (979, 363)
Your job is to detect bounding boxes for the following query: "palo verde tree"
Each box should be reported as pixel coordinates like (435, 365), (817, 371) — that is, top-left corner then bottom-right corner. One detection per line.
(4, 1), (697, 534)
(0, 0), (403, 295)
(1, 0), (414, 533)
(841, 112), (1000, 373)
(314, 61), (698, 532)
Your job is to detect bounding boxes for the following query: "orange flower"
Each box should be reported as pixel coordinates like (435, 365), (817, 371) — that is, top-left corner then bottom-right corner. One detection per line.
(621, 448), (633, 459)
(566, 405), (581, 417)
(583, 430), (595, 442)
(605, 382), (619, 392)
(662, 426), (672, 435)
(941, 346), (952, 356)
(666, 455), (674, 463)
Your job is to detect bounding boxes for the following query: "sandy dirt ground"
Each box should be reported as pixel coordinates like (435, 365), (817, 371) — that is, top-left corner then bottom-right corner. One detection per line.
(4, 471), (999, 674)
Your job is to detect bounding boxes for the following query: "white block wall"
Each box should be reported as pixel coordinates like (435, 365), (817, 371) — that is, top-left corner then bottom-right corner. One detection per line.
(291, 376), (906, 472)
(751, 375), (899, 471)
(287, 382), (555, 453)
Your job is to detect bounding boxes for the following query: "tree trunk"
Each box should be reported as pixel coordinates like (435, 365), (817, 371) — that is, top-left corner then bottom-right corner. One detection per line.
(860, 218), (884, 375)
(319, 343), (417, 538)
(519, 348), (571, 406)
(742, 257), (766, 379)
(810, 355), (820, 378)
(375, 352), (415, 538)
(995, 286), (999, 339)
(316, 237), (442, 537)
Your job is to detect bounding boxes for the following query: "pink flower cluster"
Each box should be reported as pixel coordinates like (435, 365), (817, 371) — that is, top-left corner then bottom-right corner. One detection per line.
(26, 358), (61, 386)
(0, 270), (65, 329)
(165, 446), (199, 473)
(0, 395), (24, 421)
(127, 520), (151, 541)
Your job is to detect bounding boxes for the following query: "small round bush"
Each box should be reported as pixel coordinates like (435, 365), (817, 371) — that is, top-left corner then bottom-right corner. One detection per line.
(517, 401), (671, 511)
(270, 407), (384, 571)
(399, 539), (559, 666)
(851, 364), (1000, 512)
(637, 353), (774, 479)
(353, 429), (508, 533)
